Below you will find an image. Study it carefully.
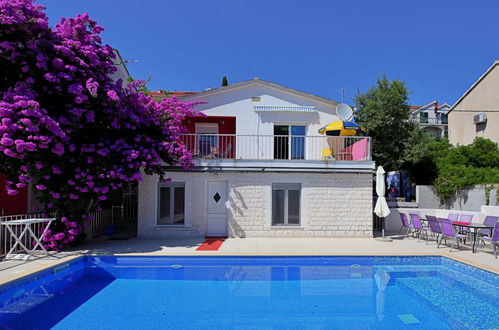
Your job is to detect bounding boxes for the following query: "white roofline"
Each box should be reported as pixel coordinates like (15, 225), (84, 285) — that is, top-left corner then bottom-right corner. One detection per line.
(449, 60), (499, 112)
(178, 78), (341, 108)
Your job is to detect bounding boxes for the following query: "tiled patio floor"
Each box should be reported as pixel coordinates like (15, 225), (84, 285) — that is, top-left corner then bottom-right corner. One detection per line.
(0, 234), (497, 285)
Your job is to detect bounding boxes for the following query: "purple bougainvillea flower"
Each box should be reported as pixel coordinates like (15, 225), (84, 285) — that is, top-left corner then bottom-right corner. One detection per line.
(106, 90), (119, 101)
(0, 0), (201, 251)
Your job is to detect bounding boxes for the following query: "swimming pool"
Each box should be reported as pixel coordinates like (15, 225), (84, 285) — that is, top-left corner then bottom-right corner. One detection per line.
(0, 256), (497, 329)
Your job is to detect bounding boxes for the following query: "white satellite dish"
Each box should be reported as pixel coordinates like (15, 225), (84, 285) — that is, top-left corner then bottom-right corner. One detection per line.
(336, 103), (354, 121)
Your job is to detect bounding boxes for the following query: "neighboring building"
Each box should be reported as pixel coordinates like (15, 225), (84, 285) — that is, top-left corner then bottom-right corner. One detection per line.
(0, 174), (28, 216)
(448, 60), (499, 145)
(410, 101), (450, 138)
(138, 78), (375, 239)
(110, 49), (131, 84)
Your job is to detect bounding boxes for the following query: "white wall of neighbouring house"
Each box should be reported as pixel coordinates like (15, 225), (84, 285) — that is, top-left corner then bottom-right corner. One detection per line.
(137, 171), (373, 238)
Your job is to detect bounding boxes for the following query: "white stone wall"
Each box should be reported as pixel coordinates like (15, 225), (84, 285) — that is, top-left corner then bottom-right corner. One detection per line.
(138, 171), (373, 238)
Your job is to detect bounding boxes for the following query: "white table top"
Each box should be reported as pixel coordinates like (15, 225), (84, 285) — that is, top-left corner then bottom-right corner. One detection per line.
(0, 218), (56, 225)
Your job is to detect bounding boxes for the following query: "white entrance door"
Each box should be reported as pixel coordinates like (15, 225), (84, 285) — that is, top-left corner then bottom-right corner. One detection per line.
(206, 181), (228, 237)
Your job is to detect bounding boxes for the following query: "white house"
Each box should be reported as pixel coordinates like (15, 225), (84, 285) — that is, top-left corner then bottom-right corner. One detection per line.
(138, 78), (375, 238)
(410, 101), (450, 138)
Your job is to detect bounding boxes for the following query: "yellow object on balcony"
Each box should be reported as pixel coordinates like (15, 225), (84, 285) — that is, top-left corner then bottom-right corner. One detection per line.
(321, 148), (334, 160)
(318, 121), (364, 136)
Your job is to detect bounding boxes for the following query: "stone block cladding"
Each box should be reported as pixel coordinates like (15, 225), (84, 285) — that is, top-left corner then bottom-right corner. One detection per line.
(138, 171), (373, 238)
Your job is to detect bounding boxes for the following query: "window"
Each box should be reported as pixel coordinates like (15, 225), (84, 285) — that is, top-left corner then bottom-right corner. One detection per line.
(419, 112), (428, 123)
(440, 113), (448, 124)
(272, 183), (300, 225)
(158, 182), (185, 225)
(273, 125), (306, 160)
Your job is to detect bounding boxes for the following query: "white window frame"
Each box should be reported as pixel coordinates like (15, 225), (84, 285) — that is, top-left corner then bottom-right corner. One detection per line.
(271, 183), (301, 226)
(157, 182), (185, 226)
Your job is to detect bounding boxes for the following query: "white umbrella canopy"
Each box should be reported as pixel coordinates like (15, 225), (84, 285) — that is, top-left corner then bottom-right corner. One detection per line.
(374, 166), (390, 218)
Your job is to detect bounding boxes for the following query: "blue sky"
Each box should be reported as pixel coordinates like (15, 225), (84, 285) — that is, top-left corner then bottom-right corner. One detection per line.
(41, 0), (499, 106)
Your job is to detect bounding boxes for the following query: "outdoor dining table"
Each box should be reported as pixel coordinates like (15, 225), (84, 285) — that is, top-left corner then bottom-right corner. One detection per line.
(0, 218), (55, 260)
(451, 222), (493, 253)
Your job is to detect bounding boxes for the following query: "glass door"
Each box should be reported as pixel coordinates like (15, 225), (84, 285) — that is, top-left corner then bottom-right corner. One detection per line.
(273, 125), (306, 160)
(290, 126), (305, 159)
(274, 125), (289, 159)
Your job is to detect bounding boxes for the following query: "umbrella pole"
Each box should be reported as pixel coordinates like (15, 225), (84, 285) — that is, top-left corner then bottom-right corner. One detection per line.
(375, 216), (393, 242)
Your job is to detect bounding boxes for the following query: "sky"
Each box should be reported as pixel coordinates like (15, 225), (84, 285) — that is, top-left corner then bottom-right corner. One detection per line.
(40, 0), (499, 106)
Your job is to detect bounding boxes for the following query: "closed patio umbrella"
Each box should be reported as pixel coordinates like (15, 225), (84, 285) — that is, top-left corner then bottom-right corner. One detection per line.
(374, 166), (391, 240)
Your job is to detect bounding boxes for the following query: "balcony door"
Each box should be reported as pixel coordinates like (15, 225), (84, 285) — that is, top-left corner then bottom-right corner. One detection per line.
(273, 125), (306, 160)
(195, 123), (218, 156)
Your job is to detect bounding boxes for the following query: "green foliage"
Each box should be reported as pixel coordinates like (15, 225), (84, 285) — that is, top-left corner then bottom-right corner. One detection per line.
(354, 76), (415, 171)
(221, 75), (228, 87)
(429, 138), (499, 200)
(402, 131), (442, 185)
(126, 76), (152, 95)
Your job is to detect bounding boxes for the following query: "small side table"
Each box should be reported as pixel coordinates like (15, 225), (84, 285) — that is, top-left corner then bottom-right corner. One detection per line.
(0, 218), (56, 260)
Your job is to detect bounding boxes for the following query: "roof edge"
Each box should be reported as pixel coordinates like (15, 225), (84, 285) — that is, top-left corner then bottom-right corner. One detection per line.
(449, 60), (499, 113)
(178, 78), (341, 108)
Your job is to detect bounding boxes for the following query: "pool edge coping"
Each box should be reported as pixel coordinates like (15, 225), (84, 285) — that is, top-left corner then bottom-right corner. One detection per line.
(0, 251), (496, 288)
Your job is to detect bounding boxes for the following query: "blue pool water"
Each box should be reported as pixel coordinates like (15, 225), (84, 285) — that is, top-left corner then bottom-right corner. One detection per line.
(0, 256), (497, 329)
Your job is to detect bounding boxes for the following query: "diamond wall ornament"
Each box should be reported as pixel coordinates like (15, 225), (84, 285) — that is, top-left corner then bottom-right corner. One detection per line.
(213, 192), (221, 203)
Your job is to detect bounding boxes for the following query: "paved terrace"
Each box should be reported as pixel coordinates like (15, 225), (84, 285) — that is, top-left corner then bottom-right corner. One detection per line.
(0, 234), (497, 285)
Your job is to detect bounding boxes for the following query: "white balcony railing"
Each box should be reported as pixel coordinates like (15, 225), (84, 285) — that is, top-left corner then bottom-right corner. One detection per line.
(180, 134), (371, 161)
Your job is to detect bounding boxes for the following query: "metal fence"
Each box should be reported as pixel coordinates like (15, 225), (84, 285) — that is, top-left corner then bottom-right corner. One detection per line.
(88, 209), (114, 238)
(90, 192), (138, 237)
(180, 134), (371, 161)
(0, 212), (55, 259)
(0, 192), (139, 258)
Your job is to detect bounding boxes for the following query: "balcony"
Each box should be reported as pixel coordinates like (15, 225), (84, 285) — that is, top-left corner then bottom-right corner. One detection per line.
(419, 117), (448, 125)
(180, 134), (371, 162)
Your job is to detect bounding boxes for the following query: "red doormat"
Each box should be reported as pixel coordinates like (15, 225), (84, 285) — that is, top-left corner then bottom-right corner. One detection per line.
(196, 238), (225, 251)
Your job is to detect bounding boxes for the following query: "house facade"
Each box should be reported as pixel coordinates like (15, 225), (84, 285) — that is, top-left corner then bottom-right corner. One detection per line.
(138, 79), (375, 238)
(410, 101), (450, 138)
(448, 60), (499, 145)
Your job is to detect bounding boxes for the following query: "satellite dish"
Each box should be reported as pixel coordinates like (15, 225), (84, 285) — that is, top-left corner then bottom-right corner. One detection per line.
(336, 103), (354, 121)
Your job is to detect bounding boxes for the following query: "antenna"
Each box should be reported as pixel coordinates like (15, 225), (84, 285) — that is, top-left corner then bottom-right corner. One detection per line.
(336, 103), (354, 121)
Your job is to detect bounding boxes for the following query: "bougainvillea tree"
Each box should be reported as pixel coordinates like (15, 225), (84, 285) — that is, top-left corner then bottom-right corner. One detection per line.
(0, 0), (201, 250)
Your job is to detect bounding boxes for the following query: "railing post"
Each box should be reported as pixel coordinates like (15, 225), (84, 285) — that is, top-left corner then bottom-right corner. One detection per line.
(368, 137), (372, 161)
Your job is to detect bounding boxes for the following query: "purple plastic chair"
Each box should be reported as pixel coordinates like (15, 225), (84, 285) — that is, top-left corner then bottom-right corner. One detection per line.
(458, 214), (473, 224)
(457, 214), (474, 242)
(438, 218), (468, 252)
(409, 212), (431, 242)
(399, 213), (413, 237)
(480, 216), (499, 237)
(426, 215), (443, 245)
(482, 222), (499, 258)
(447, 213), (460, 222)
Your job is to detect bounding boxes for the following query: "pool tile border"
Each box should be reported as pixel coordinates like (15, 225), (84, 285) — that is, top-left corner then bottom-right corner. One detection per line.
(0, 251), (496, 288)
